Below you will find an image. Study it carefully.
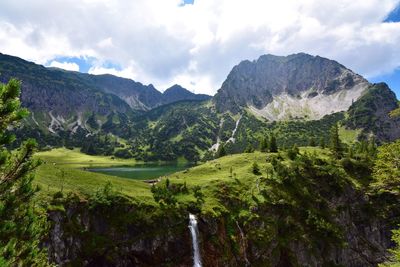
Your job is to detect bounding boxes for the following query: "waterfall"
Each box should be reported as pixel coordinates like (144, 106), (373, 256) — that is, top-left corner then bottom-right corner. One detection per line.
(227, 115), (242, 144)
(235, 220), (250, 266)
(189, 213), (202, 267)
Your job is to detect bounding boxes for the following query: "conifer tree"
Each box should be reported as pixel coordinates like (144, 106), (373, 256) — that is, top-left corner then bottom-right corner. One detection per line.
(0, 79), (49, 265)
(309, 137), (317, 147)
(269, 134), (278, 153)
(216, 143), (226, 158)
(260, 137), (269, 152)
(244, 143), (254, 153)
(319, 137), (326, 149)
(329, 123), (342, 159)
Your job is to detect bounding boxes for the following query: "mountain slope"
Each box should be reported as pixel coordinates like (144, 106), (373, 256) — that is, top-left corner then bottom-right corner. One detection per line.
(346, 82), (400, 142)
(81, 76), (211, 110)
(85, 74), (163, 110)
(3, 52), (400, 160)
(213, 53), (369, 120)
(0, 53), (132, 117)
(0, 53), (210, 134)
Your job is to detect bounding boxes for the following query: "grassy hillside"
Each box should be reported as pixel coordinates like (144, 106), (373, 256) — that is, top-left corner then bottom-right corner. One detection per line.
(34, 148), (153, 202)
(34, 147), (331, 212)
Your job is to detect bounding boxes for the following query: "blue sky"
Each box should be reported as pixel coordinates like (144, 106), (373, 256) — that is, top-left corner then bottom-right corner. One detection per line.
(371, 4), (400, 98)
(371, 70), (400, 98)
(1, 0), (400, 96)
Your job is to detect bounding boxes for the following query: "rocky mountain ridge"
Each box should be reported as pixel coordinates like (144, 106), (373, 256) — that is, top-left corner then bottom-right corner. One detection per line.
(214, 53), (370, 120)
(0, 53), (210, 114)
(2, 52), (400, 161)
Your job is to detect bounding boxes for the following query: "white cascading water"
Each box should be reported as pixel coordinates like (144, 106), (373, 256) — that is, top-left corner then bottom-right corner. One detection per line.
(188, 213), (202, 267)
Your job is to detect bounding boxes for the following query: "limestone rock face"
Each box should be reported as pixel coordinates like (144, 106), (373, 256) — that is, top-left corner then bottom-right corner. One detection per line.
(213, 53), (369, 120)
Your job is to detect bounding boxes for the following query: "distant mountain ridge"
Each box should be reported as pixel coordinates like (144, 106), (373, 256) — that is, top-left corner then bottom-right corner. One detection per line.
(214, 53), (369, 120)
(87, 74), (211, 110)
(0, 53), (211, 113)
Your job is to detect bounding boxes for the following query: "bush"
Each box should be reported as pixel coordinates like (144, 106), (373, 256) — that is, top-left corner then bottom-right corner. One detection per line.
(252, 162), (261, 175)
(114, 148), (133, 159)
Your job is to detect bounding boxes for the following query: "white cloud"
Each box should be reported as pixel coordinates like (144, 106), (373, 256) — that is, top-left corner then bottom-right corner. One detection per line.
(0, 0), (399, 94)
(49, 61), (80, 71)
(88, 65), (136, 80)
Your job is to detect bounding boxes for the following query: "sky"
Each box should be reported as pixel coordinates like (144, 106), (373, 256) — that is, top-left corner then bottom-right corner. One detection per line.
(0, 0), (400, 97)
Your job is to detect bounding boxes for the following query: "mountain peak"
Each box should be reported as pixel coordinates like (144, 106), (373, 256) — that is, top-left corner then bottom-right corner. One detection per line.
(162, 84), (211, 104)
(164, 84), (189, 93)
(213, 53), (369, 120)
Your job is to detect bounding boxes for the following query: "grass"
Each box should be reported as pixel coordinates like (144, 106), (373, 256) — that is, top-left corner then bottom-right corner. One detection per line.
(33, 147), (332, 213)
(339, 126), (361, 144)
(34, 148), (153, 202)
(36, 148), (138, 168)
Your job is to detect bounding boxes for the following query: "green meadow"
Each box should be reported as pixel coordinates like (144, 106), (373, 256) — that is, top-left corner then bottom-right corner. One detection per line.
(34, 147), (331, 213)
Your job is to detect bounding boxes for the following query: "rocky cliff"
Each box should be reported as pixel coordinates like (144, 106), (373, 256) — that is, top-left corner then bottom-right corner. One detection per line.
(0, 53), (210, 133)
(213, 53), (369, 120)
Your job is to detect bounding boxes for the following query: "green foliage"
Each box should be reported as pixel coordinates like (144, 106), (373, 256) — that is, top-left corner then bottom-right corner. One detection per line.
(380, 227), (400, 267)
(252, 162), (261, 175)
(346, 83), (398, 140)
(216, 143), (227, 158)
(261, 154), (347, 247)
(259, 137), (269, 152)
(244, 144), (255, 153)
(114, 148), (133, 159)
(372, 140), (400, 193)
(151, 181), (177, 207)
(286, 145), (299, 160)
(193, 185), (204, 205)
(80, 133), (119, 156)
(89, 181), (120, 208)
(390, 107), (400, 118)
(308, 136), (317, 147)
(86, 112), (99, 130)
(0, 79), (49, 266)
(269, 134), (278, 153)
(329, 123), (343, 159)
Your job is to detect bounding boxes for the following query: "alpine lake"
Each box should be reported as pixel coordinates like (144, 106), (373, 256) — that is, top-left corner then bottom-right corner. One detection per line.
(88, 162), (193, 181)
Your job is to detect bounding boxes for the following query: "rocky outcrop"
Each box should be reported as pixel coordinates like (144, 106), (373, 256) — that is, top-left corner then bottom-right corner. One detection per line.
(346, 83), (400, 142)
(213, 53), (369, 120)
(46, 200), (194, 267)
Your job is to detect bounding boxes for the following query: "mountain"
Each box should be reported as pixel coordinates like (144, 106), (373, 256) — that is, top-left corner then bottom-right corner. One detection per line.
(162, 84), (211, 105)
(2, 52), (400, 161)
(213, 53), (369, 120)
(346, 82), (400, 142)
(0, 53), (210, 134)
(88, 76), (210, 110)
(85, 74), (164, 110)
(0, 53), (133, 117)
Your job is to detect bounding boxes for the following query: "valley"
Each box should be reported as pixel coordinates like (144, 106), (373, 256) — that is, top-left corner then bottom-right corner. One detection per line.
(1, 52), (400, 266)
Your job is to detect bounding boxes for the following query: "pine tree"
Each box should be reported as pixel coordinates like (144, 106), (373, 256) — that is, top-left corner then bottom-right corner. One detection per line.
(329, 123), (342, 159)
(260, 137), (269, 152)
(244, 143), (254, 153)
(269, 134), (278, 153)
(309, 137), (317, 147)
(216, 143), (226, 158)
(319, 137), (326, 149)
(0, 79), (49, 265)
